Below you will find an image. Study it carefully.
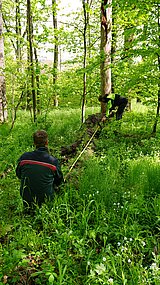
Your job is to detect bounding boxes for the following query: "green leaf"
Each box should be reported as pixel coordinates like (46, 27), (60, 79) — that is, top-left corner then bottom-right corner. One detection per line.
(48, 274), (55, 284)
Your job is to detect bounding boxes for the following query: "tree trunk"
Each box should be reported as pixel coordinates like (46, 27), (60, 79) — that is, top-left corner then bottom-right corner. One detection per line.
(152, 4), (160, 134)
(0, 0), (7, 123)
(52, 0), (59, 107)
(27, 0), (36, 122)
(87, 0), (92, 60)
(100, 0), (112, 115)
(15, 0), (22, 63)
(82, 0), (87, 123)
(34, 47), (40, 114)
(111, 10), (115, 94)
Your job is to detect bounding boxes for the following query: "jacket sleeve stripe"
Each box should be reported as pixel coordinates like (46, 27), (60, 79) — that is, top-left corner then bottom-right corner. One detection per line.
(19, 160), (57, 172)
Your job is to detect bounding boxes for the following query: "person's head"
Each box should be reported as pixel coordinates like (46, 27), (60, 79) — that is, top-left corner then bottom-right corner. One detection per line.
(98, 95), (112, 103)
(33, 130), (48, 148)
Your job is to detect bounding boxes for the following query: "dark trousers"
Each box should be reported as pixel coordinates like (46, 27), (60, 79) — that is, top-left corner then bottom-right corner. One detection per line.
(116, 103), (127, 120)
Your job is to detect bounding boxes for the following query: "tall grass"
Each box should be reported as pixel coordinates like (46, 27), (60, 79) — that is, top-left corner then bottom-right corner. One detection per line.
(0, 107), (160, 284)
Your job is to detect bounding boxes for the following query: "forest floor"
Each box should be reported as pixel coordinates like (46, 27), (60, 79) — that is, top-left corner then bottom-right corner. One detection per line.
(0, 106), (160, 284)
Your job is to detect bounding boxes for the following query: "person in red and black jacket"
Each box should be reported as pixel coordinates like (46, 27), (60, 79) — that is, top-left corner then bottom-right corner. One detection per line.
(16, 130), (63, 209)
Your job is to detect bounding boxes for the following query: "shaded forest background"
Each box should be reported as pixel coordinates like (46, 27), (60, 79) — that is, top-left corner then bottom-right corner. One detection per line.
(0, 0), (159, 127)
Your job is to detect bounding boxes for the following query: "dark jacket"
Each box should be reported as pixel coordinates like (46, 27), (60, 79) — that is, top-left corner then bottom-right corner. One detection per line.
(16, 147), (63, 206)
(110, 94), (128, 111)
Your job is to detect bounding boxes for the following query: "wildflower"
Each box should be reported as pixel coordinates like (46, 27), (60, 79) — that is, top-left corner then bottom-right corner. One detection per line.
(150, 263), (159, 271)
(97, 191), (99, 194)
(129, 238), (133, 242)
(141, 241), (146, 247)
(128, 259), (131, 263)
(108, 278), (114, 283)
(102, 257), (106, 262)
(95, 263), (106, 275)
(87, 261), (90, 265)
(124, 237), (127, 241)
(117, 242), (121, 246)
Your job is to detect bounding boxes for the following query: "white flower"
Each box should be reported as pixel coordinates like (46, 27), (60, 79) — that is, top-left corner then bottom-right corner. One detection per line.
(128, 259), (131, 263)
(95, 263), (106, 275)
(102, 257), (106, 262)
(141, 241), (146, 247)
(117, 242), (121, 246)
(87, 261), (90, 265)
(150, 263), (159, 271)
(129, 238), (133, 242)
(108, 278), (114, 283)
(124, 237), (127, 241)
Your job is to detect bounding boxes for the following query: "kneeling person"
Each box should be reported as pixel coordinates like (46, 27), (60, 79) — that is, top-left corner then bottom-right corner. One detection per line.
(16, 130), (63, 209)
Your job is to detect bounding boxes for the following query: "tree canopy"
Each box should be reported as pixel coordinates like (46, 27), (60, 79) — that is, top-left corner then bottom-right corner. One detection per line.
(0, 0), (159, 125)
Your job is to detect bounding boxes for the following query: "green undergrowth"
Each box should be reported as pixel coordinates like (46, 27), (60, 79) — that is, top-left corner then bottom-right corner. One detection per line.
(0, 107), (160, 284)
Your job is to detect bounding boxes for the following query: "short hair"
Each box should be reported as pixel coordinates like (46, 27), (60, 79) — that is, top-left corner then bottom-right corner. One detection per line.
(98, 95), (112, 103)
(33, 130), (48, 147)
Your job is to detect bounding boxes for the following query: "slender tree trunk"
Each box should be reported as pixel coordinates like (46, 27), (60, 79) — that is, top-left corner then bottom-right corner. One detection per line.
(0, 0), (7, 123)
(111, 11), (115, 94)
(100, 0), (112, 115)
(27, 0), (36, 122)
(34, 47), (40, 114)
(152, 4), (160, 134)
(87, 0), (92, 60)
(82, 0), (87, 123)
(52, 0), (58, 107)
(15, 0), (22, 63)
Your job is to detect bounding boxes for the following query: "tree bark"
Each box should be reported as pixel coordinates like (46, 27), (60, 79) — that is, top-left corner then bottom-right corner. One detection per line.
(82, 0), (88, 123)
(0, 0), (7, 123)
(34, 47), (40, 114)
(15, 0), (22, 63)
(100, 0), (112, 115)
(52, 0), (59, 107)
(152, 4), (160, 134)
(27, 0), (36, 122)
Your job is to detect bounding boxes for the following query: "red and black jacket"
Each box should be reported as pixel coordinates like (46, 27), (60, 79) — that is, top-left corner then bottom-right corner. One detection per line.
(16, 147), (63, 206)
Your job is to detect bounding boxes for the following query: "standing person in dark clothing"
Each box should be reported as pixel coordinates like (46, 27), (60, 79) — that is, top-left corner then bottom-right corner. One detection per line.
(99, 94), (128, 120)
(16, 130), (63, 209)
